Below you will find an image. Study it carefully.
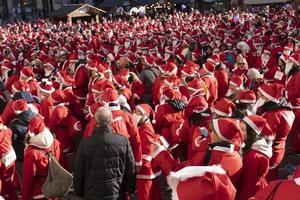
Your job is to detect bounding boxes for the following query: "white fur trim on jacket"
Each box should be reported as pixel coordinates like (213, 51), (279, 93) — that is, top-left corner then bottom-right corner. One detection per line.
(251, 137), (273, 158)
(29, 128), (54, 149)
(167, 165), (226, 200)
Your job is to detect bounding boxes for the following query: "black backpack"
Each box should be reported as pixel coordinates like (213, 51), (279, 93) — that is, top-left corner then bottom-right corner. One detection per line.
(8, 109), (36, 161)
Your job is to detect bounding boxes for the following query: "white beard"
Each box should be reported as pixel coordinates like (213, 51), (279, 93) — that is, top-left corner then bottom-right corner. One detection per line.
(225, 89), (233, 97)
(285, 63), (294, 75)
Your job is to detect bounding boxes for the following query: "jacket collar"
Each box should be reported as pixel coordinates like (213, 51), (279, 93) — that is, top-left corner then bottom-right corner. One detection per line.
(94, 126), (113, 134)
(209, 141), (234, 153)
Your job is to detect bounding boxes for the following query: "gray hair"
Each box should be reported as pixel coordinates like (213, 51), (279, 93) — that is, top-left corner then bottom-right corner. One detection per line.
(95, 107), (112, 127)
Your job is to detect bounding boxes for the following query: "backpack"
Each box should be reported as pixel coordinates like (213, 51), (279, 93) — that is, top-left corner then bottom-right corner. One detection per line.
(8, 109), (35, 161)
(40, 143), (73, 198)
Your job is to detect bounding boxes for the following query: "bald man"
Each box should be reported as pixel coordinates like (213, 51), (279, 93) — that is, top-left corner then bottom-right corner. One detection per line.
(74, 107), (136, 200)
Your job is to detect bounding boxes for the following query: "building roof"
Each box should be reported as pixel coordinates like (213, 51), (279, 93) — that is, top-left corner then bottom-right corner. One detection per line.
(50, 4), (105, 18)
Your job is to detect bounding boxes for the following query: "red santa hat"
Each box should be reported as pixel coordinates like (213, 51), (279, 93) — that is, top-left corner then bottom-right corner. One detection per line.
(12, 80), (30, 93)
(102, 88), (119, 107)
(258, 83), (283, 103)
(289, 52), (300, 66)
(20, 67), (34, 79)
(162, 62), (177, 76)
(207, 54), (220, 66)
(13, 99), (28, 114)
(181, 65), (197, 77)
(187, 79), (205, 96)
(185, 96), (208, 117)
(212, 118), (242, 144)
(69, 53), (79, 63)
(39, 79), (55, 94)
(242, 114), (273, 136)
(213, 98), (235, 117)
(1, 60), (14, 71)
(50, 89), (66, 104)
(202, 61), (215, 73)
(160, 85), (181, 100)
(44, 59), (57, 70)
(229, 74), (244, 88)
(142, 55), (155, 66)
(169, 165), (235, 200)
(28, 116), (46, 137)
(136, 103), (156, 124)
(237, 90), (257, 104)
(91, 78), (114, 94)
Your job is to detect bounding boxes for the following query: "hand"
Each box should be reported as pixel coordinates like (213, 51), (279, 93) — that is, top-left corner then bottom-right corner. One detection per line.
(150, 140), (164, 152)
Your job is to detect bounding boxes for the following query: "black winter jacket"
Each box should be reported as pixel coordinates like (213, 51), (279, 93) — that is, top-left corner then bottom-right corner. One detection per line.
(74, 126), (136, 200)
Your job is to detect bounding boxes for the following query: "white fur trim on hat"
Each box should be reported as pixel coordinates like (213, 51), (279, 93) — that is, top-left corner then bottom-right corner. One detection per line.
(258, 87), (279, 103)
(243, 116), (261, 135)
(212, 119), (228, 142)
(239, 99), (256, 104)
(213, 107), (232, 117)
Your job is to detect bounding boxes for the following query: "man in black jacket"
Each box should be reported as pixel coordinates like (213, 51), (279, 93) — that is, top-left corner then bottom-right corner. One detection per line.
(74, 107), (136, 200)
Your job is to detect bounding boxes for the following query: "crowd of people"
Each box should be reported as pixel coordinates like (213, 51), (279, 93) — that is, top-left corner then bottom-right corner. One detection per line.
(0, 4), (300, 200)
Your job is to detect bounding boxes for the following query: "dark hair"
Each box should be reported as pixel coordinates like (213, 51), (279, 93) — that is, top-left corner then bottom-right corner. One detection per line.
(243, 124), (259, 153)
(232, 103), (251, 119)
(188, 112), (207, 126)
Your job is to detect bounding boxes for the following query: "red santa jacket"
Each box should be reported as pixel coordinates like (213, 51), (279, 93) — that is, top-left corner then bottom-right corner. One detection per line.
(131, 80), (145, 101)
(202, 74), (218, 105)
(262, 109), (295, 166)
(40, 96), (53, 126)
(214, 68), (229, 100)
(22, 139), (64, 200)
(176, 118), (209, 160)
(236, 148), (270, 200)
(154, 103), (184, 145)
(137, 120), (161, 179)
(252, 178), (300, 200)
(0, 124), (17, 198)
(27, 78), (40, 97)
(48, 104), (82, 153)
(1, 100), (15, 125)
(286, 71), (300, 108)
(73, 64), (89, 101)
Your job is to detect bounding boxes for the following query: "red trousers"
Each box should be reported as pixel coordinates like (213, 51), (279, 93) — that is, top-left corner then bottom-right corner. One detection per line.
(137, 178), (162, 200)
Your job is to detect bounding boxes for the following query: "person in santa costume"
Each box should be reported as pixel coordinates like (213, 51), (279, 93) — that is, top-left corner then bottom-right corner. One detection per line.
(20, 66), (40, 97)
(233, 90), (257, 118)
(201, 61), (218, 105)
(236, 115), (274, 200)
(0, 117), (18, 200)
(214, 62), (229, 100)
(154, 85), (185, 147)
(225, 74), (244, 102)
(176, 95), (210, 160)
(48, 89), (82, 155)
(133, 104), (162, 200)
(251, 165), (300, 200)
(22, 115), (65, 200)
(39, 79), (55, 126)
(256, 83), (295, 181)
(285, 52), (300, 153)
(152, 118), (243, 187)
(211, 97), (235, 119)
